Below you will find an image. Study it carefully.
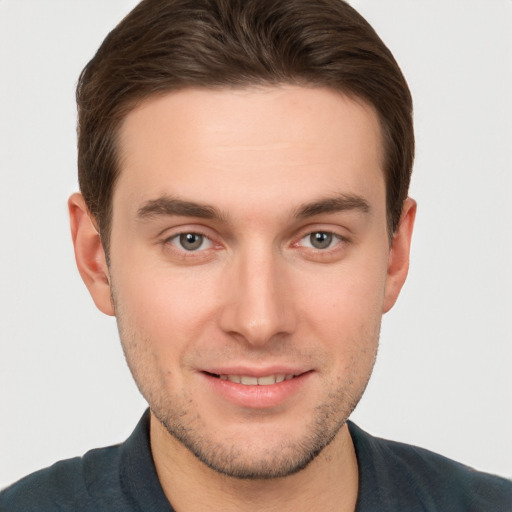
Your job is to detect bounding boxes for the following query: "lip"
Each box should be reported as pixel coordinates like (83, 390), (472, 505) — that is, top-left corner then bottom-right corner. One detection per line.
(203, 365), (311, 378)
(199, 367), (313, 409)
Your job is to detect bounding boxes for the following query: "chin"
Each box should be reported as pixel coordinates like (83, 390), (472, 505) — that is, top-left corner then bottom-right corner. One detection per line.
(151, 384), (358, 480)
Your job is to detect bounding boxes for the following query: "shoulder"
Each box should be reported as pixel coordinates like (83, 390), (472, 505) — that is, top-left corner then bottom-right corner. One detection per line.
(0, 444), (127, 512)
(382, 436), (511, 509)
(348, 422), (512, 512)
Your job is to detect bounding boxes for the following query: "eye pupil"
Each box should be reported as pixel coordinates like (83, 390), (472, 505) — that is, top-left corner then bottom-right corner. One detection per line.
(179, 233), (203, 250)
(310, 232), (332, 249)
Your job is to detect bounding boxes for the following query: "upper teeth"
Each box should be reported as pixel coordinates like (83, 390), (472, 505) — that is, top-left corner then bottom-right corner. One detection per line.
(219, 374), (295, 385)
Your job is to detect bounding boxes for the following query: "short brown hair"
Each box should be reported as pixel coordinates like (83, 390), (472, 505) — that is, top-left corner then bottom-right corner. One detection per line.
(77, 0), (414, 251)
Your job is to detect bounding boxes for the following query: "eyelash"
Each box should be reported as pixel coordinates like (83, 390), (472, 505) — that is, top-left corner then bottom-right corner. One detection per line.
(161, 230), (217, 261)
(298, 231), (344, 250)
(161, 228), (349, 257)
(166, 232), (213, 252)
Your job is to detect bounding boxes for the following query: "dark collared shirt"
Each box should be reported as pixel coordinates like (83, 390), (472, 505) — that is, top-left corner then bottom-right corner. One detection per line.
(1, 410), (510, 511)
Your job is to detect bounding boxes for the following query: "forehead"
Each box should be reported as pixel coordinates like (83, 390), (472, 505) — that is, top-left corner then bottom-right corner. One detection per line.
(114, 86), (385, 218)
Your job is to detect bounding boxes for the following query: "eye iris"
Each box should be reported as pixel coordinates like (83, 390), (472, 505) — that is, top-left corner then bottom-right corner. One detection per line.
(179, 233), (203, 250)
(310, 232), (332, 249)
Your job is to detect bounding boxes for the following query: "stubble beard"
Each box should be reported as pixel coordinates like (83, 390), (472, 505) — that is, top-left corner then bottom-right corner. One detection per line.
(131, 348), (373, 480)
(151, 382), (364, 480)
(112, 287), (378, 481)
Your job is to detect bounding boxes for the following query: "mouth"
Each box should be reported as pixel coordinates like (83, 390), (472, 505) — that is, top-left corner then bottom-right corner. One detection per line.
(201, 370), (312, 408)
(205, 372), (299, 386)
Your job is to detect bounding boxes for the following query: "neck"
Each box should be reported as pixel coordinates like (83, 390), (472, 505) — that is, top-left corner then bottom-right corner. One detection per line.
(150, 412), (359, 512)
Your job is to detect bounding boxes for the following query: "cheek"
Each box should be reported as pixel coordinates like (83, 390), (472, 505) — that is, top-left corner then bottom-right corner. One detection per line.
(292, 252), (388, 374)
(111, 259), (219, 348)
(296, 257), (388, 327)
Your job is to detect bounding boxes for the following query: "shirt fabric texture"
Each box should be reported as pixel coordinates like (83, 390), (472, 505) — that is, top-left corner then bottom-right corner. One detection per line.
(1, 410), (510, 511)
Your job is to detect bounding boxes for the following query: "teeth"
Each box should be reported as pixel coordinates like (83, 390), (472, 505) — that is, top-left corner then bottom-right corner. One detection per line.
(219, 374), (295, 385)
(240, 376), (258, 385)
(257, 375), (276, 385)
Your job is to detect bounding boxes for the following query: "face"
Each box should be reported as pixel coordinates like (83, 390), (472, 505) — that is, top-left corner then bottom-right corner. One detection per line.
(90, 86), (411, 479)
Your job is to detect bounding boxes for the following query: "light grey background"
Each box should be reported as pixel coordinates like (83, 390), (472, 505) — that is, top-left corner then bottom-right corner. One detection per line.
(1, 0), (511, 488)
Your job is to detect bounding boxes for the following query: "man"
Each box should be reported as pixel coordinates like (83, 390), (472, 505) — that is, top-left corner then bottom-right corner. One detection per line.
(0, 0), (510, 510)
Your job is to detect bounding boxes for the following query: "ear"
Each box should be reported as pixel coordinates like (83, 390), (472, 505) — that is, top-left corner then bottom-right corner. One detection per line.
(68, 193), (115, 316)
(383, 197), (417, 313)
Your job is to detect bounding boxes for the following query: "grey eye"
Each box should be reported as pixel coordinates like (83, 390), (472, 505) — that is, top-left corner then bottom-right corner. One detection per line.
(309, 232), (333, 249)
(179, 233), (204, 251)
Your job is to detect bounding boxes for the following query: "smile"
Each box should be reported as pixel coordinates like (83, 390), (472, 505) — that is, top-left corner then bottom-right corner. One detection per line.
(217, 374), (297, 385)
(202, 370), (312, 408)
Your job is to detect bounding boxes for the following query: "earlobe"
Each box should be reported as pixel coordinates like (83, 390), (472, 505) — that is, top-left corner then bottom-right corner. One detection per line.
(68, 193), (115, 316)
(383, 197), (417, 313)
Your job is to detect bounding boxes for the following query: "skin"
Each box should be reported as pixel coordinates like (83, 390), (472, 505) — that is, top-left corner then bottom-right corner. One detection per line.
(69, 86), (415, 512)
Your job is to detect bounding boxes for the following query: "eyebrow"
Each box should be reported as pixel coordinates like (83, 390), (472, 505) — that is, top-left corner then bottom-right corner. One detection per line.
(137, 193), (370, 222)
(137, 197), (225, 221)
(295, 194), (370, 218)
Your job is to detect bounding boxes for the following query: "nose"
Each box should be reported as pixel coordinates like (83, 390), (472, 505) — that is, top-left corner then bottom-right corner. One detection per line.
(218, 245), (297, 347)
